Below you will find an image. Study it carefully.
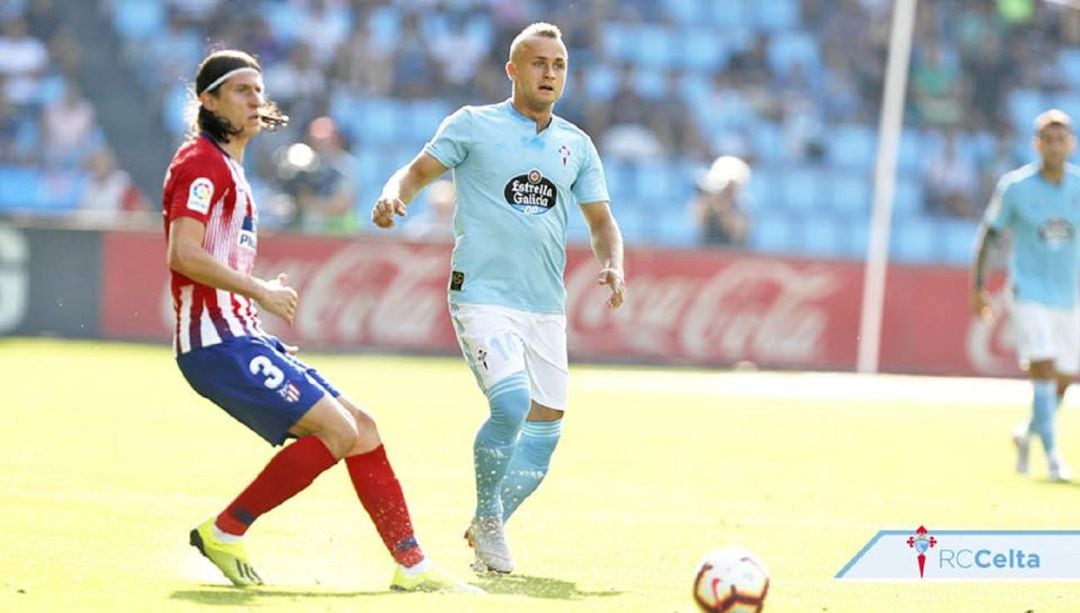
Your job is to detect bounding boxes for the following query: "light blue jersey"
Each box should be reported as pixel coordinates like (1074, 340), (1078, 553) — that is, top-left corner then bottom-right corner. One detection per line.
(424, 99), (609, 314)
(985, 163), (1080, 307)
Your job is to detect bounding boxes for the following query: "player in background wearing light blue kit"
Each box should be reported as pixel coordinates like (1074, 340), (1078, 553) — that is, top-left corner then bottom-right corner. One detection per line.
(972, 109), (1080, 482)
(371, 23), (626, 574)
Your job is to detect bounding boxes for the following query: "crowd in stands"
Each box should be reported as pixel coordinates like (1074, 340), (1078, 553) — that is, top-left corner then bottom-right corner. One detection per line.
(2, 0), (1080, 263)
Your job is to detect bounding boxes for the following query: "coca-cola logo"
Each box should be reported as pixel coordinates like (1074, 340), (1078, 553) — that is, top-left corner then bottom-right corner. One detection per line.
(566, 257), (842, 364)
(259, 243), (449, 345)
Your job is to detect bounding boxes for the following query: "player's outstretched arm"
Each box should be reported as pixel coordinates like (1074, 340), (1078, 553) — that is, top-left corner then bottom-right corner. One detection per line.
(372, 152), (449, 229)
(581, 201), (626, 310)
(970, 224), (998, 322)
(167, 217), (298, 323)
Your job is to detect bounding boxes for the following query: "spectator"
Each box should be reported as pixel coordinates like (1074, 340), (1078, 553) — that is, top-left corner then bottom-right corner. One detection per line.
(271, 116), (358, 234)
(74, 147), (150, 225)
(924, 131), (979, 218)
(691, 155), (752, 248)
(403, 178), (454, 240)
(41, 80), (99, 168)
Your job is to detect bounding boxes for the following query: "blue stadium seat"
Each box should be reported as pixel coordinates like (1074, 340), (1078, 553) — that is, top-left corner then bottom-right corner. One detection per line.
(612, 206), (649, 244)
(661, 0), (705, 24)
(602, 23), (637, 64)
(779, 166), (823, 213)
(940, 218), (979, 264)
(828, 172), (870, 217)
(655, 209), (697, 246)
(890, 218), (941, 264)
(355, 98), (399, 144)
(750, 0), (799, 32)
(827, 124), (876, 170)
(767, 31), (821, 78)
(750, 212), (798, 255)
(584, 63), (618, 101)
(800, 217), (845, 259)
(1059, 48), (1080, 89)
(846, 219), (871, 260)
(892, 177), (924, 219)
(369, 5), (402, 47)
(678, 28), (729, 72)
(634, 67), (667, 99)
(708, 1), (748, 27)
(634, 25), (677, 70)
(897, 128), (923, 174)
(112, 0), (165, 40)
(264, 1), (306, 43)
(634, 162), (676, 202)
(1008, 89), (1043, 135)
(407, 100), (450, 142)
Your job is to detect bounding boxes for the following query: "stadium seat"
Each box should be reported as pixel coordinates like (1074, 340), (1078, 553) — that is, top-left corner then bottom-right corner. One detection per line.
(891, 177), (924, 219)
(264, 1), (306, 43)
(678, 28), (729, 72)
(750, 212), (798, 255)
(661, 0), (705, 24)
(112, 0), (165, 40)
(1008, 89), (1044, 135)
(750, 0), (799, 32)
(779, 166), (823, 213)
(1059, 48), (1080, 90)
(709, 0), (748, 27)
(940, 218), (979, 264)
(890, 218), (942, 264)
(634, 25), (677, 70)
(800, 217), (845, 259)
(766, 31), (821, 78)
(897, 128), (923, 174)
(634, 162), (676, 202)
(827, 124), (876, 170)
(846, 219), (871, 260)
(655, 209), (698, 246)
(828, 172), (871, 217)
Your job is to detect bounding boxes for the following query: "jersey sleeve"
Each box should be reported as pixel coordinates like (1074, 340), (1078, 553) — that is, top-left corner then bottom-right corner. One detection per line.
(166, 156), (223, 225)
(572, 136), (610, 205)
(983, 175), (1013, 231)
(423, 107), (471, 169)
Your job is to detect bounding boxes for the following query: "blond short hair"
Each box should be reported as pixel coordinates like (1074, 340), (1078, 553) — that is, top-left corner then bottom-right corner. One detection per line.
(508, 22), (564, 61)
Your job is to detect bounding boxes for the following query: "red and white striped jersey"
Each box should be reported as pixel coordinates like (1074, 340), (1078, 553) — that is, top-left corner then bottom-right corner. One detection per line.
(163, 134), (265, 355)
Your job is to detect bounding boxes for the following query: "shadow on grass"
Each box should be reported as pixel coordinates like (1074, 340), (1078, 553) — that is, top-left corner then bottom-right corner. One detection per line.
(171, 575), (623, 604)
(169, 585), (391, 606)
(473, 573), (624, 600)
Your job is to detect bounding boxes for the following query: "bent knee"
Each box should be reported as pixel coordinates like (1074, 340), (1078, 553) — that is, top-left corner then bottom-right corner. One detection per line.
(320, 419), (360, 459)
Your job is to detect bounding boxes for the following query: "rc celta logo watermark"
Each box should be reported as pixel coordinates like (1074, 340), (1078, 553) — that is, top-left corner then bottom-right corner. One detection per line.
(836, 528), (1080, 579)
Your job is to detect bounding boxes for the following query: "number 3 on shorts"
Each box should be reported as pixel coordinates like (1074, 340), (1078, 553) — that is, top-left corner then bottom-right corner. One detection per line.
(249, 355), (285, 389)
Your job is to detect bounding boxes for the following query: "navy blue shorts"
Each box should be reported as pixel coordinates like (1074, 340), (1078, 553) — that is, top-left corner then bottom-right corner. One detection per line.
(177, 335), (340, 446)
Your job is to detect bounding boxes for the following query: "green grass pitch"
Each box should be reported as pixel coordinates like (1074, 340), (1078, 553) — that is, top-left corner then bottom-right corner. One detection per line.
(3, 338), (1080, 612)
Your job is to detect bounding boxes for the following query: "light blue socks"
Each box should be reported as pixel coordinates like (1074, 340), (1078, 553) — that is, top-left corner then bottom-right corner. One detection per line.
(501, 419), (562, 522)
(473, 372), (531, 519)
(1031, 379), (1057, 455)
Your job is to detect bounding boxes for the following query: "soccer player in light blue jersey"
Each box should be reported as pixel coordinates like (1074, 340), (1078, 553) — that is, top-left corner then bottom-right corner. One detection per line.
(972, 109), (1080, 482)
(371, 22), (626, 573)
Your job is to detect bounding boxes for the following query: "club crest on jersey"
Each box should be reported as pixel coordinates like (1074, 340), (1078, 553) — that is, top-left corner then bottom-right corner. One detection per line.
(1039, 217), (1074, 247)
(558, 144), (571, 166)
(504, 168), (557, 215)
(187, 177), (214, 214)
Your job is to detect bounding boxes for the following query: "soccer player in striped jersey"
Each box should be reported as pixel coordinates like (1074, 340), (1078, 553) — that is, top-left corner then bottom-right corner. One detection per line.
(372, 23), (626, 574)
(972, 109), (1080, 482)
(164, 49), (478, 593)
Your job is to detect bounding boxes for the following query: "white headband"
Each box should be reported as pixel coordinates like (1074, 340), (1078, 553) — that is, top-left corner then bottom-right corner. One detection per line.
(200, 67), (261, 95)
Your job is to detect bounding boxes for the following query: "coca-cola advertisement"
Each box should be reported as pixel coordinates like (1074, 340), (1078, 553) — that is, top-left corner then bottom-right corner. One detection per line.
(100, 230), (1018, 377)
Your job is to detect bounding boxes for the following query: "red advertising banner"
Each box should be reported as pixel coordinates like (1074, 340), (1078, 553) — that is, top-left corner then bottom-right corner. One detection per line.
(100, 230), (1017, 377)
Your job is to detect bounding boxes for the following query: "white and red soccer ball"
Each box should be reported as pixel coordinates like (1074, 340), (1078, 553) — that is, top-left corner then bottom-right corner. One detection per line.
(692, 547), (770, 613)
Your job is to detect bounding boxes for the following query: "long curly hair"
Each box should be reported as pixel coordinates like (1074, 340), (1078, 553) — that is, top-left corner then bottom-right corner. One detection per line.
(187, 49), (288, 143)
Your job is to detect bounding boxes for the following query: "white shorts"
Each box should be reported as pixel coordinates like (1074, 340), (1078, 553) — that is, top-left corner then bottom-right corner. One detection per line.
(1010, 300), (1080, 374)
(449, 303), (569, 410)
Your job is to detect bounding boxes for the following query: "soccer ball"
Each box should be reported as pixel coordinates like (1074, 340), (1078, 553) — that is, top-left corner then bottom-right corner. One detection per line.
(692, 547), (770, 613)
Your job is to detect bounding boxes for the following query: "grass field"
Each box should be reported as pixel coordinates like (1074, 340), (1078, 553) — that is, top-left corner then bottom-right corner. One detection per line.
(3, 338), (1080, 612)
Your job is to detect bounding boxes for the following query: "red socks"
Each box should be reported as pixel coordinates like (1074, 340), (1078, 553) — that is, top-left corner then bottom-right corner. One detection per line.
(346, 445), (424, 567)
(215, 435), (338, 536)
